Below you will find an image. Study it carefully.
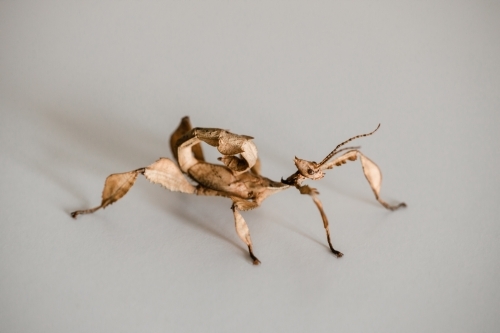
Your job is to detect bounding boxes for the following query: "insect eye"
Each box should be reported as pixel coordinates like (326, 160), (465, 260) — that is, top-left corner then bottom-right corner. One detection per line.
(307, 168), (314, 175)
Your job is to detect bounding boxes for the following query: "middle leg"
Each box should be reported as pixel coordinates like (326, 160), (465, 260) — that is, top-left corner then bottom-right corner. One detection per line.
(232, 205), (261, 265)
(196, 186), (262, 265)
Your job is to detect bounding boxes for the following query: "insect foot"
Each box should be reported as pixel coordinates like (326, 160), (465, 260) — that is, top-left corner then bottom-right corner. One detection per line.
(332, 249), (344, 258)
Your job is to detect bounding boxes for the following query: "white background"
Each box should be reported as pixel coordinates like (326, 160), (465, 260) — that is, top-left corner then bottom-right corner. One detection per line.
(1, 1), (499, 332)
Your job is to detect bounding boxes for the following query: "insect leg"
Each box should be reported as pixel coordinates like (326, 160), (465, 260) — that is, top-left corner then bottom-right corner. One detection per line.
(358, 153), (406, 210)
(71, 169), (141, 218)
(298, 185), (343, 257)
(71, 158), (196, 219)
(321, 150), (406, 211)
(232, 204), (261, 265)
(193, 187), (261, 264)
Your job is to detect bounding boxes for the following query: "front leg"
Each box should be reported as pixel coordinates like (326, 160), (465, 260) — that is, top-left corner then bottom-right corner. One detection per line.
(321, 150), (406, 211)
(297, 185), (344, 258)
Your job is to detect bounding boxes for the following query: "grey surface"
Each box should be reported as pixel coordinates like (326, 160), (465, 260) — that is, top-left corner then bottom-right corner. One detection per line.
(1, 1), (499, 332)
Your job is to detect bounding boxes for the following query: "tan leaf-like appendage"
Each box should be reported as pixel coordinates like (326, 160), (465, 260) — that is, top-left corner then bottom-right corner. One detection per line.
(144, 158), (196, 194)
(101, 171), (139, 208)
(217, 131), (248, 155)
(360, 153), (406, 211)
(232, 207), (261, 264)
(359, 154), (382, 199)
(170, 116), (205, 162)
(218, 155), (249, 172)
(233, 209), (251, 245)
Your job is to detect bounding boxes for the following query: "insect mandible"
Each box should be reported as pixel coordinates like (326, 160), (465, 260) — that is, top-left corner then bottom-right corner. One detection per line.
(71, 116), (406, 264)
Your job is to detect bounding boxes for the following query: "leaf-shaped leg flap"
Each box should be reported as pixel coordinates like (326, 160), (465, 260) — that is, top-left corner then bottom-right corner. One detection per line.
(144, 158), (196, 194)
(101, 171), (139, 208)
(359, 154), (382, 199)
(71, 170), (140, 218)
(360, 153), (406, 211)
(232, 206), (260, 265)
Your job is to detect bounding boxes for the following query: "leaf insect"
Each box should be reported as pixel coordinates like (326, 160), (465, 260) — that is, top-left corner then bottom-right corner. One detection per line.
(71, 116), (406, 264)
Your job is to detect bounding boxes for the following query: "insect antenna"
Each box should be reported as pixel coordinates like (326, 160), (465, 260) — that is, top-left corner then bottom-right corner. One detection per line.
(330, 146), (361, 156)
(317, 124), (380, 167)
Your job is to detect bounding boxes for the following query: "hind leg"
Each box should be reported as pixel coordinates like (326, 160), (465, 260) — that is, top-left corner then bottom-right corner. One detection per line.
(71, 158), (196, 218)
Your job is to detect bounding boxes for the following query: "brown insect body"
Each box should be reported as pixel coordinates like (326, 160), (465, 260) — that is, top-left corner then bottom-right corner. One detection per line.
(71, 116), (406, 265)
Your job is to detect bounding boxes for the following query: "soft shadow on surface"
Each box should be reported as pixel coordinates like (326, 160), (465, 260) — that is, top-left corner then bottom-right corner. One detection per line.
(254, 207), (324, 248)
(325, 179), (407, 211)
(146, 189), (245, 254)
(40, 107), (166, 170)
(324, 181), (380, 208)
(10, 104), (169, 204)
